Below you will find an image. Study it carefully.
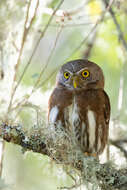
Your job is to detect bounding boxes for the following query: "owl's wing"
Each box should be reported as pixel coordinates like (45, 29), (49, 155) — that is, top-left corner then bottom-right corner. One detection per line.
(99, 90), (110, 153)
(103, 90), (111, 125)
(48, 87), (72, 127)
(74, 89), (110, 155)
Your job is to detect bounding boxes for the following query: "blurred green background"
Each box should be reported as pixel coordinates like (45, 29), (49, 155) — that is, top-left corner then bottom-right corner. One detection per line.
(0, 0), (127, 189)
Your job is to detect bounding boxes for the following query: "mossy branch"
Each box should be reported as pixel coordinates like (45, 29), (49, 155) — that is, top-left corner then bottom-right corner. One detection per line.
(0, 123), (48, 155)
(0, 122), (127, 190)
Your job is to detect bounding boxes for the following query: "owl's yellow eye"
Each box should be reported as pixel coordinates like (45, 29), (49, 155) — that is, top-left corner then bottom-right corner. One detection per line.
(82, 70), (90, 78)
(64, 72), (70, 79)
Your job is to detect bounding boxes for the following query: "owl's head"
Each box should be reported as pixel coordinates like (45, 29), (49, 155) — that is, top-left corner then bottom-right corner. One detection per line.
(56, 59), (104, 90)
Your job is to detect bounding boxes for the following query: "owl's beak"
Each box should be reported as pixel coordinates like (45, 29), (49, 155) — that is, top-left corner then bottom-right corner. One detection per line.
(73, 80), (77, 88)
(72, 77), (78, 88)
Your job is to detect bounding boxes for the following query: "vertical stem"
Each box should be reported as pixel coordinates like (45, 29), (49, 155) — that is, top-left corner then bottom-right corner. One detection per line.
(7, 0), (32, 115)
(0, 48), (4, 79)
(117, 67), (124, 112)
(0, 141), (5, 177)
(7, 0), (64, 115)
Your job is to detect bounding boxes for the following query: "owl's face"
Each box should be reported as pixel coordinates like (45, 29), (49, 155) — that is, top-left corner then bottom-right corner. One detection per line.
(56, 59), (104, 90)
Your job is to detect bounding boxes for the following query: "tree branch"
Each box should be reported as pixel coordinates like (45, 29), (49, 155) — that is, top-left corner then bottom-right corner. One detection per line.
(103, 0), (127, 51)
(7, 0), (64, 115)
(1, 122), (127, 190)
(82, 30), (97, 59)
(66, 0), (115, 60)
(0, 123), (47, 155)
(110, 139), (127, 159)
(7, 0), (40, 115)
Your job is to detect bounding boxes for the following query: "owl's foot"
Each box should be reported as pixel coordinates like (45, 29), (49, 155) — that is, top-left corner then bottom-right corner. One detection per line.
(84, 152), (97, 158)
(91, 153), (97, 157)
(84, 152), (89, 156)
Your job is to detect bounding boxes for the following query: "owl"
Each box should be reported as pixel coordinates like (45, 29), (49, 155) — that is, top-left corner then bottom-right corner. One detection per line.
(48, 59), (110, 156)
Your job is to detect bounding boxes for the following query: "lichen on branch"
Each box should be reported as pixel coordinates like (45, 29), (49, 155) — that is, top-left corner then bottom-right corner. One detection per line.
(0, 122), (127, 190)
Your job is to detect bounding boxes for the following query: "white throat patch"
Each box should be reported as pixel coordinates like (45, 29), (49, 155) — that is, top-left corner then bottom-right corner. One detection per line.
(68, 97), (80, 136)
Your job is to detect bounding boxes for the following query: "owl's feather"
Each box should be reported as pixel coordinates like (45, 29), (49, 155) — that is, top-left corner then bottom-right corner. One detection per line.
(87, 110), (96, 150)
(49, 106), (59, 123)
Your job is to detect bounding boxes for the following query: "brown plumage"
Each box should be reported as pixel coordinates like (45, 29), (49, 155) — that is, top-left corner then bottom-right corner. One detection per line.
(48, 59), (110, 156)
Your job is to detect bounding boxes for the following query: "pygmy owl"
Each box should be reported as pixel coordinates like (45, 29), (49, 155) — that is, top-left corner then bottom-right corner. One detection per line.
(48, 59), (110, 156)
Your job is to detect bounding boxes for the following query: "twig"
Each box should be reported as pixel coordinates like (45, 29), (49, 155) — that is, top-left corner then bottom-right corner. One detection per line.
(117, 63), (124, 112)
(0, 141), (5, 177)
(14, 103), (42, 126)
(9, 25), (63, 115)
(40, 22), (94, 28)
(103, 0), (127, 51)
(32, 25), (63, 91)
(83, 30), (97, 59)
(26, 0), (39, 35)
(7, 0), (64, 115)
(58, 183), (81, 190)
(12, 40), (20, 52)
(42, 0), (89, 17)
(0, 48), (4, 80)
(103, 0), (127, 118)
(15, 0), (64, 88)
(7, 0), (35, 115)
(66, 0), (115, 60)
(65, 0), (89, 16)
(14, 0), (32, 72)
(39, 10), (123, 28)
(0, 48), (5, 178)
(110, 139), (127, 159)
(37, 68), (57, 89)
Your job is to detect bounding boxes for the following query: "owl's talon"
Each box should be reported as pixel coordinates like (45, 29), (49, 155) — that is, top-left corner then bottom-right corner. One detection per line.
(84, 152), (97, 158)
(84, 152), (88, 156)
(90, 153), (97, 158)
